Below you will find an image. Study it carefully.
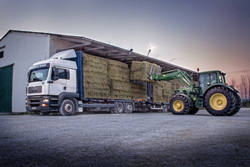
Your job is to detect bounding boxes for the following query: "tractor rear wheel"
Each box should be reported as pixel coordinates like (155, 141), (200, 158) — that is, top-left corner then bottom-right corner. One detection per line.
(227, 93), (241, 116)
(187, 107), (199, 115)
(170, 96), (190, 115)
(204, 87), (235, 116)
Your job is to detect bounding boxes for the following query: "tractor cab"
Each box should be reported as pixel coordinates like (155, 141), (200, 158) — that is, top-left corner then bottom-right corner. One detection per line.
(198, 70), (226, 94)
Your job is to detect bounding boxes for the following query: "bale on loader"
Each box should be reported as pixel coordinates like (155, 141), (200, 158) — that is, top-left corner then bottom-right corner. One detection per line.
(130, 61), (160, 82)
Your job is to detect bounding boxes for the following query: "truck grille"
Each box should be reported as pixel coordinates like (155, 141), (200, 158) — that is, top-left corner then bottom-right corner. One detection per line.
(28, 96), (42, 107)
(28, 86), (42, 94)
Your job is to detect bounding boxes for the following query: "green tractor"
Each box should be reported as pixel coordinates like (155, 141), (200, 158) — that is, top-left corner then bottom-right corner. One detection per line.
(149, 67), (241, 116)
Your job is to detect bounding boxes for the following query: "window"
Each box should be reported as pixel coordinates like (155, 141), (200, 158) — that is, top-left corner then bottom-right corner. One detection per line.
(58, 68), (69, 79)
(51, 68), (70, 80)
(0, 51), (3, 58)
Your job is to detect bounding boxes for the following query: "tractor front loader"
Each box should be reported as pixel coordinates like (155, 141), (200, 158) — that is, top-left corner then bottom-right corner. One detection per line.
(149, 66), (241, 116)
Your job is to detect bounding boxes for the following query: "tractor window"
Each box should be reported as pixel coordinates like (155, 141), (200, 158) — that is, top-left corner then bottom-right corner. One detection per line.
(219, 74), (225, 83)
(210, 73), (217, 84)
(199, 74), (209, 94)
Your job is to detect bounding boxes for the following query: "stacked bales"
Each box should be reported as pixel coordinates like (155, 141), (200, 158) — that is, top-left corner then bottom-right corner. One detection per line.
(131, 83), (148, 101)
(163, 81), (172, 103)
(152, 81), (165, 103)
(130, 61), (160, 82)
(83, 53), (111, 99)
(108, 59), (131, 100)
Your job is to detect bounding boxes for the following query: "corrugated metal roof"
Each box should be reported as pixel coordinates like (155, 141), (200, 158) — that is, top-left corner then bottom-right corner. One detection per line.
(1, 30), (198, 80)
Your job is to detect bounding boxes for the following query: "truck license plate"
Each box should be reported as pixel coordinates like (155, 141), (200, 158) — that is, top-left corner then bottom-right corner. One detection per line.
(32, 107), (37, 110)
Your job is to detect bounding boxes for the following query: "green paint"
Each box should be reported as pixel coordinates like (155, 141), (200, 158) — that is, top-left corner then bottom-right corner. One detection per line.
(0, 65), (13, 112)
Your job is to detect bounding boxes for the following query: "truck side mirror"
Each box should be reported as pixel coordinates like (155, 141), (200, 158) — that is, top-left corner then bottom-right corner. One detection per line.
(52, 68), (59, 81)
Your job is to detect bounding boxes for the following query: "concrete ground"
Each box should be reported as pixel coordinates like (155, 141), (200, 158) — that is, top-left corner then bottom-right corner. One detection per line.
(0, 108), (250, 167)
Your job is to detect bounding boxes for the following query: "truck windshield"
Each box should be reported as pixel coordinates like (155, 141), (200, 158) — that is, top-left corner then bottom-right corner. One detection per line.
(28, 63), (50, 83)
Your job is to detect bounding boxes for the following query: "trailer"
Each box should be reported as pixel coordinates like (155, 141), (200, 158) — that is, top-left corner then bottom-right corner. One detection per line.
(26, 49), (168, 116)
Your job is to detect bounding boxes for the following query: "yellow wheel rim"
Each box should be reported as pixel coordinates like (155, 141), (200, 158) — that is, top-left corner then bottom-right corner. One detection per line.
(209, 93), (227, 111)
(173, 100), (184, 112)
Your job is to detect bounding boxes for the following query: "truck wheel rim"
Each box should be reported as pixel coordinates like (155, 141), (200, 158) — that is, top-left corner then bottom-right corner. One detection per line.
(210, 93), (227, 110)
(64, 104), (72, 113)
(173, 100), (184, 112)
(117, 103), (123, 113)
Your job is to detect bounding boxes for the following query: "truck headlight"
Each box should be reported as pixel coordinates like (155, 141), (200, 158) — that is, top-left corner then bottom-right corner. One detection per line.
(43, 99), (49, 102)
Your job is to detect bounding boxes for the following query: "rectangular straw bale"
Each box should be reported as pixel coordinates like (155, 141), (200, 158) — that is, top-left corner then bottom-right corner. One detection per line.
(111, 80), (131, 92)
(111, 90), (131, 100)
(108, 68), (130, 82)
(131, 83), (147, 100)
(108, 59), (128, 69)
(84, 53), (108, 65)
(130, 61), (160, 82)
(84, 88), (110, 99)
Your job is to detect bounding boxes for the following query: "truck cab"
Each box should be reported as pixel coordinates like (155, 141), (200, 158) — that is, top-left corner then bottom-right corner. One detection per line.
(26, 50), (78, 114)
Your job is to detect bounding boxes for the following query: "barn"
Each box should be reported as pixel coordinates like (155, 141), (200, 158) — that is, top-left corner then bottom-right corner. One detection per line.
(0, 30), (197, 113)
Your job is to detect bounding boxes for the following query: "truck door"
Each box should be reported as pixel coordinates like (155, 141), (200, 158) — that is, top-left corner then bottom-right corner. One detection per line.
(49, 67), (68, 95)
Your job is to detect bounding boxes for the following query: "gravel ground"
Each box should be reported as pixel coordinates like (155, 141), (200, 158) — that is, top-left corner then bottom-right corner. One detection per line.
(0, 109), (250, 167)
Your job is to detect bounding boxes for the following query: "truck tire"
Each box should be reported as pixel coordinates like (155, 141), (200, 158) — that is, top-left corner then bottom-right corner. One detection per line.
(114, 102), (124, 114)
(170, 96), (190, 115)
(227, 93), (241, 116)
(59, 99), (76, 116)
(187, 107), (199, 115)
(204, 87), (235, 116)
(124, 103), (133, 114)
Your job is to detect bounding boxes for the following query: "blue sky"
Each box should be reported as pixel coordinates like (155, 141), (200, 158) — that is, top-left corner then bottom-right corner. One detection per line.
(0, 0), (250, 85)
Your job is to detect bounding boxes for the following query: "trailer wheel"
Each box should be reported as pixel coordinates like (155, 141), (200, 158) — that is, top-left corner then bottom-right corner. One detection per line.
(204, 87), (235, 116)
(114, 102), (124, 114)
(170, 96), (190, 115)
(124, 103), (133, 114)
(59, 99), (76, 116)
(187, 107), (199, 115)
(227, 93), (241, 116)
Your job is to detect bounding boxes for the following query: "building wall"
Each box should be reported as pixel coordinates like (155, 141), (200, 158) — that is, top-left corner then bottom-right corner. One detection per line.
(0, 31), (50, 112)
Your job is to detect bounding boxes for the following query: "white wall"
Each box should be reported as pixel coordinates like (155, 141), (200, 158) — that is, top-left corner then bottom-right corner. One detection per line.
(0, 31), (50, 112)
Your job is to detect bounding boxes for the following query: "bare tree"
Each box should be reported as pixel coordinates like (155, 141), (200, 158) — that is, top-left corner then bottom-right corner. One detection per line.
(231, 78), (236, 87)
(239, 84), (244, 100)
(241, 75), (248, 101)
(248, 75), (250, 102)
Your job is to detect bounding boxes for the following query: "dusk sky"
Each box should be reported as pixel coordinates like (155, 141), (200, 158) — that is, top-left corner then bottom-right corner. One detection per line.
(0, 0), (250, 86)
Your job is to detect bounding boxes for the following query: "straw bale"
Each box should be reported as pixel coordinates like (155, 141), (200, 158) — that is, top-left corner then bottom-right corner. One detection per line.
(84, 53), (108, 65)
(108, 59), (128, 69)
(130, 61), (160, 82)
(108, 68), (130, 82)
(84, 88), (110, 99)
(111, 90), (131, 100)
(111, 80), (131, 92)
(131, 83), (147, 100)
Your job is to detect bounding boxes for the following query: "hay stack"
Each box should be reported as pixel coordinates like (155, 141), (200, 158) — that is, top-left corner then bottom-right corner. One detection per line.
(152, 81), (165, 103)
(130, 61), (160, 82)
(108, 59), (131, 100)
(131, 83), (148, 101)
(83, 53), (111, 99)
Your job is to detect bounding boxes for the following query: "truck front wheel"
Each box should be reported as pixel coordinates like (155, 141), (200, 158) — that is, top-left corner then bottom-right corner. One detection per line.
(59, 99), (76, 116)
(170, 96), (190, 115)
(204, 87), (235, 116)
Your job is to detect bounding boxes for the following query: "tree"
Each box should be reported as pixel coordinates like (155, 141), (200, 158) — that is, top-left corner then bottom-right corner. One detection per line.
(248, 75), (250, 102)
(241, 75), (248, 101)
(231, 78), (236, 87)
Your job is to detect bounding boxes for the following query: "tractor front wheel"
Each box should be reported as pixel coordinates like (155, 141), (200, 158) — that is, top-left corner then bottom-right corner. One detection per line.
(204, 87), (235, 116)
(170, 96), (190, 115)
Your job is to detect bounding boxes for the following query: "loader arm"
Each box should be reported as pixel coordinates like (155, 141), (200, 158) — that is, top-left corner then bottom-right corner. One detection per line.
(150, 69), (198, 93)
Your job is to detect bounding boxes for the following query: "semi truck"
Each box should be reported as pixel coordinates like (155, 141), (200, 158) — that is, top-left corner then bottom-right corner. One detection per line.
(26, 49), (168, 116)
